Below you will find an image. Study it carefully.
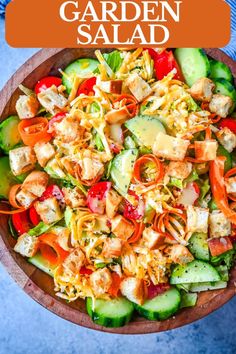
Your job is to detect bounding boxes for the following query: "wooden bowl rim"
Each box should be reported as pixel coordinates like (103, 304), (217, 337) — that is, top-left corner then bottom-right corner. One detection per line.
(0, 48), (236, 334)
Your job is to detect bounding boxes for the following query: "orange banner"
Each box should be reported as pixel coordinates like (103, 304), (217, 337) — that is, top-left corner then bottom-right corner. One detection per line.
(5, 0), (231, 48)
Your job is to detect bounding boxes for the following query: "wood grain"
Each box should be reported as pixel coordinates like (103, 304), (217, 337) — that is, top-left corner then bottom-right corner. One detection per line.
(0, 48), (236, 334)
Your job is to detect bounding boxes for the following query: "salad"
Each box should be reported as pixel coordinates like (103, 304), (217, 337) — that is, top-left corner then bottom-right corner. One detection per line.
(1, 48), (236, 328)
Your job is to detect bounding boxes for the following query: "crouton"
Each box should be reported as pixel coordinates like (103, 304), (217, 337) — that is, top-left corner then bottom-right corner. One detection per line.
(187, 206), (209, 234)
(54, 116), (82, 143)
(225, 176), (236, 194)
(14, 233), (39, 257)
(143, 227), (165, 250)
(35, 197), (63, 224)
(153, 132), (190, 161)
(166, 161), (192, 180)
(62, 248), (85, 273)
(105, 189), (122, 219)
(16, 95), (39, 119)
(209, 211), (231, 238)
(62, 187), (86, 208)
(216, 127), (236, 153)
(120, 277), (145, 305)
(9, 146), (36, 176)
(16, 189), (37, 208)
(93, 216), (111, 234)
(194, 140), (218, 161)
(126, 73), (152, 102)
(22, 171), (49, 197)
(37, 85), (67, 115)
(209, 94), (233, 118)
(34, 142), (56, 167)
(111, 215), (135, 240)
(190, 78), (215, 102)
(102, 237), (123, 258)
(105, 106), (132, 125)
(51, 226), (71, 251)
(98, 80), (123, 94)
(45, 158), (66, 179)
(169, 244), (194, 265)
(90, 268), (112, 296)
(78, 150), (104, 181)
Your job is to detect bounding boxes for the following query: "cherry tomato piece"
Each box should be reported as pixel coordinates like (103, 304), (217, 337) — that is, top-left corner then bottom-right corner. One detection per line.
(77, 77), (97, 96)
(40, 185), (65, 208)
(87, 182), (112, 214)
(123, 190), (145, 221)
(208, 237), (233, 257)
(48, 112), (66, 135)
(35, 76), (62, 94)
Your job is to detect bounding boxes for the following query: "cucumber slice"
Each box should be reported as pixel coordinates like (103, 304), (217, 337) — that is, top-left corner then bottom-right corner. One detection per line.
(62, 58), (99, 94)
(217, 145), (232, 172)
(189, 281), (227, 292)
(124, 136), (137, 149)
(0, 116), (21, 154)
(180, 292), (198, 309)
(111, 149), (138, 195)
(28, 252), (56, 277)
(176, 283), (191, 292)
(174, 48), (210, 87)
(86, 297), (134, 328)
(135, 288), (181, 321)
(216, 265), (229, 281)
(125, 115), (166, 148)
(0, 156), (17, 199)
(214, 78), (236, 112)
(170, 260), (221, 284)
(210, 60), (233, 83)
(188, 233), (210, 261)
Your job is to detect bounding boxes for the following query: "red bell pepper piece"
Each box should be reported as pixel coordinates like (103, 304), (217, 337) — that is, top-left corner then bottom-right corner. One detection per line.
(147, 49), (183, 81)
(77, 77), (97, 96)
(218, 118), (236, 134)
(29, 206), (41, 226)
(12, 211), (30, 235)
(147, 282), (171, 300)
(80, 266), (93, 275)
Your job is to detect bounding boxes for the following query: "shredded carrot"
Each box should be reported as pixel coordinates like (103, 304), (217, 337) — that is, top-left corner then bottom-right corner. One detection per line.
(108, 273), (122, 297)
(39, 233), (69, 266)
(224, 167), (236, 179)
(128, 221), (144, 244)
(154, 210), (187, 244)
(8, 184), (22, 209)
(133, 154), (164, 186)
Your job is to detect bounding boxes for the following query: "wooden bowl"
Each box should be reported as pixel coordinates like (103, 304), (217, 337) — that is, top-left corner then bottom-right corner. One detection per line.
(0, 48), (236, 334)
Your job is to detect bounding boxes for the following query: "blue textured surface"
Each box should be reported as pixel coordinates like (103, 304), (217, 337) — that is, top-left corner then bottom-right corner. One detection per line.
(1, 16), (236, 354)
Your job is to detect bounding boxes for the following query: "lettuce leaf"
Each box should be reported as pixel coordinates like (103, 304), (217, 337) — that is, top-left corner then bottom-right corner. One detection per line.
(103, 51), (123, 72)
